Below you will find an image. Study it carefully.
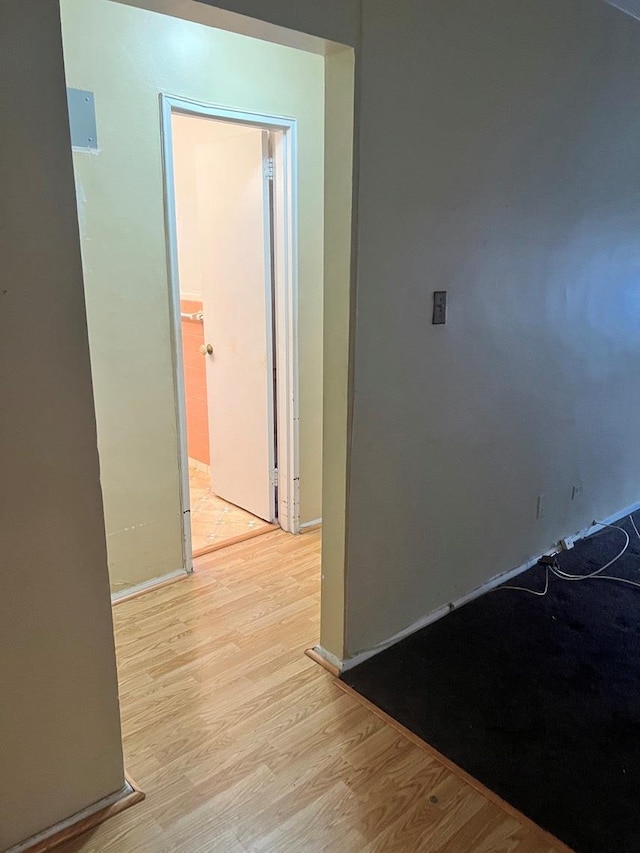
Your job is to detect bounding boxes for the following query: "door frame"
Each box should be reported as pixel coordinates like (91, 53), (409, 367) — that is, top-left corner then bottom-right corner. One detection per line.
(160, 94), (300, 568)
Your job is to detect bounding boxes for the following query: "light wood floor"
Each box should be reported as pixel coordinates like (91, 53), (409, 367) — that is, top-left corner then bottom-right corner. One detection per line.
(58, 531), (562, 853)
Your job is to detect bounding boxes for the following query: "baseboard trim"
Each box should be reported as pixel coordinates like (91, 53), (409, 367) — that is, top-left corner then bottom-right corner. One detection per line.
(578, 497), (640, 540)
(192, 524), (278, 558)
(340, 557), (544, 673)
(335, 679), (572, 853)
(299, 518), (322, 533)
(336, 498), (640, 673)
(111, 568), (188, 606)
(7, 775), (144, 853)
(110, 526), (281, 604)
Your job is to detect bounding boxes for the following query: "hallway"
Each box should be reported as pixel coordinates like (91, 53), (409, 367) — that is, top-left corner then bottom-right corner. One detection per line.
(58, 531), (559, 852)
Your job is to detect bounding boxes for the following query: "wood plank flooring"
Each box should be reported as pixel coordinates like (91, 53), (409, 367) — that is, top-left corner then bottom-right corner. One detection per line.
(58, 531), (562, 852)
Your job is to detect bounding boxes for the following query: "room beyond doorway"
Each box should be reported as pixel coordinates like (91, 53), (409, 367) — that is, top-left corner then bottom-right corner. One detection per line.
(188, 463), (274, 555)
(168, 109), (283, 556)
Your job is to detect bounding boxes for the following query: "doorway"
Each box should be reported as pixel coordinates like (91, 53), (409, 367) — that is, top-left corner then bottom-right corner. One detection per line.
(162, 98), (299, 561)
(60, 0), (354, 657)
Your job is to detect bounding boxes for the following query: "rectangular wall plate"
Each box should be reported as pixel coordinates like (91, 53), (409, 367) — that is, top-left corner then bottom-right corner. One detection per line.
(432, 290), (447, 324)
(67, 88), (98, 150)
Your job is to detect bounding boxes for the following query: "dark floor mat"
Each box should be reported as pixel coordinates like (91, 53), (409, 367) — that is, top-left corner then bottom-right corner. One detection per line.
(342, 518), (640, 853)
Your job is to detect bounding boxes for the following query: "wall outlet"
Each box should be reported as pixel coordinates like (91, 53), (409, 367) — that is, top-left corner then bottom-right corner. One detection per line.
(559, 536), (575, 550)
(536, 494), (545, 519)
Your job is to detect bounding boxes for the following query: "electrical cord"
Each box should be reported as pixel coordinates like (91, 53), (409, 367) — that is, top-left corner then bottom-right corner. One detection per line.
(589, 574), (640, 591)
(493, 513), (640, 597)
(497, 565), (551, 597)
(550, 523), (629, 581)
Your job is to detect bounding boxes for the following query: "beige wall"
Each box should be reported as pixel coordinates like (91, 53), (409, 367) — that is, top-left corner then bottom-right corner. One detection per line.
(0, 1), (352, 847)
(0, 1), (124, 848)
(16, 0), (640, 840)
(320, 47), (356, 660)
(61, 0), (325, 591)
(345, 0), (640, 658)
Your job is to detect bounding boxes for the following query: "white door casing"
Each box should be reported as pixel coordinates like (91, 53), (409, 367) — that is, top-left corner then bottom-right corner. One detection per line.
(162, 96), (300, 572)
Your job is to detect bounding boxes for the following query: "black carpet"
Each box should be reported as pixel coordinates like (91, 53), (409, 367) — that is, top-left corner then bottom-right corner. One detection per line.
(342, 518), (640, 853)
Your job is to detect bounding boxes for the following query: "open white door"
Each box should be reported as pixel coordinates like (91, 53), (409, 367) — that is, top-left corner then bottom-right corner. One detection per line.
(196, 127), (276, 522)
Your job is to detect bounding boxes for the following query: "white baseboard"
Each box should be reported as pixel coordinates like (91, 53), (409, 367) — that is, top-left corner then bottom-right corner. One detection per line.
(299, 517), (322, 533)
(336, 498), (640, 674)
(111, 568), (189, 604)
(6, 783), (132, 853)
(578, 498), (640, 539)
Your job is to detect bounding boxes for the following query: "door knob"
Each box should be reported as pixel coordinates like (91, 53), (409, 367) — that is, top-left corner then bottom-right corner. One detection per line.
(200, 343), (213, 355)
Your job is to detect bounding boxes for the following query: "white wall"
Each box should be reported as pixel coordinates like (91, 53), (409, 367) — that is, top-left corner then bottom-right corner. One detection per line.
(61, 0), (325, 591)
(0, 1), (124, 848)
(345, 0), (640, 657)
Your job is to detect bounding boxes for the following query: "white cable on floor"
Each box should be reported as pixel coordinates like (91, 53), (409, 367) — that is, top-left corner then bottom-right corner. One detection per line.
(497, 565), (551, 597)
(589, 574), (640, 591)
(493, 514), (640, 598)
(550, 523), (629, 581)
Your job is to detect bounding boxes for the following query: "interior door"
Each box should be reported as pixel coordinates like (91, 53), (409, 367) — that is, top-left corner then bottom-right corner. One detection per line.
(196, 126), (276, 522)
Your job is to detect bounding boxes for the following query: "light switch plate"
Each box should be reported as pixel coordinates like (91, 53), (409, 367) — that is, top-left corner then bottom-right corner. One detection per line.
(432, 290), (447, 325)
